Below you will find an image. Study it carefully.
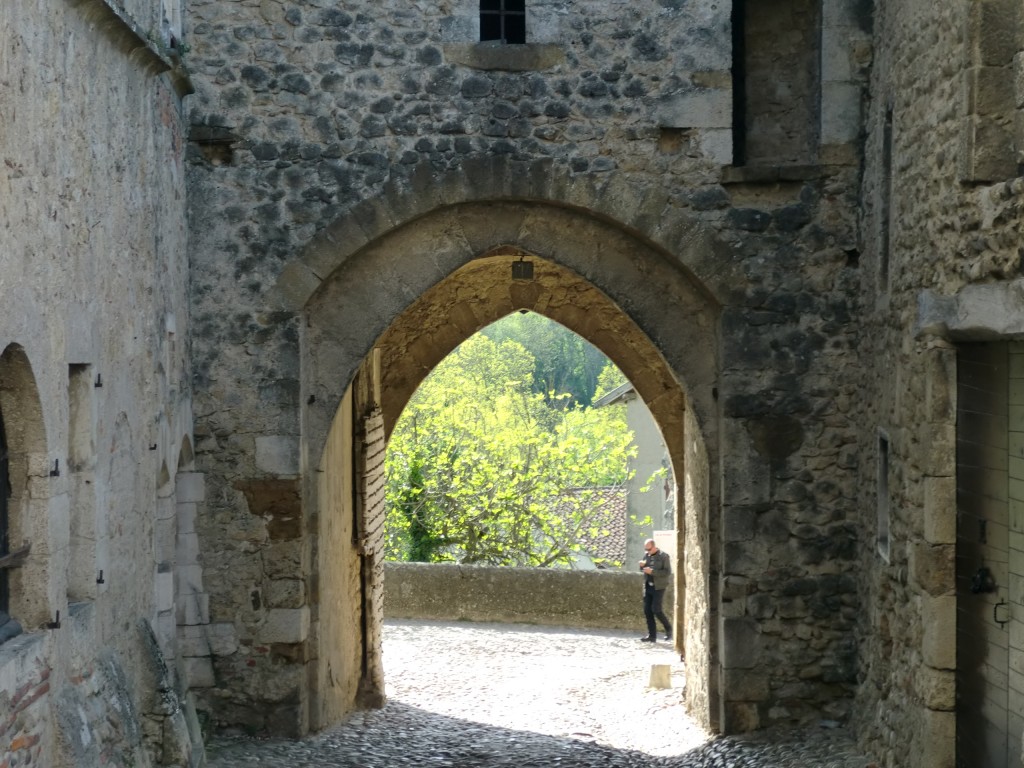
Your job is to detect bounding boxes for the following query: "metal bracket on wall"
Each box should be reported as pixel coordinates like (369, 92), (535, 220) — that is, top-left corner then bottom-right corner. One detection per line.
(994, 600), (1009, 627)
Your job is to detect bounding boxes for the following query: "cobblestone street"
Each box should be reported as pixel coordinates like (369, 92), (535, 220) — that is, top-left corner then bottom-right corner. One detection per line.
(206, 620), (878, 767)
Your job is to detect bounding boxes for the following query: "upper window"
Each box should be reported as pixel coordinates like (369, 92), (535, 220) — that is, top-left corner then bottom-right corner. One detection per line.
(480, 0), (525, 44)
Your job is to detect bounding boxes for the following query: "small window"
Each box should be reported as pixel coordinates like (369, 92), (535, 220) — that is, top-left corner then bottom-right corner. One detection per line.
(481, 0), (526, 44)
(877, 431), (890, 563)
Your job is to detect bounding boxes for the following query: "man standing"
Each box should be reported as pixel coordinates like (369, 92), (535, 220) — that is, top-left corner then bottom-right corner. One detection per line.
(638, 538), (672, 643)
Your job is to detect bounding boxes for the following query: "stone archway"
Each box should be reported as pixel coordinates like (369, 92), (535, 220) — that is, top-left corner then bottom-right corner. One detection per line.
(0, 344), (50, 632)
(293, 194), (723, 733)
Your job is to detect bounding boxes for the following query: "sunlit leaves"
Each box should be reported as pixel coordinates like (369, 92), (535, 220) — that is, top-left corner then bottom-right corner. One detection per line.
(385, 332), (635, 567)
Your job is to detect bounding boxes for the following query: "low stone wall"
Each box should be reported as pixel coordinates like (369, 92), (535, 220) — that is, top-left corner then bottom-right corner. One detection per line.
(384, 562), (672, 632)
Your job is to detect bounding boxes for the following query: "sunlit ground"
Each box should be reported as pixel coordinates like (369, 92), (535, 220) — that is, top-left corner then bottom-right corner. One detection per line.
(382, 619), (713, 756)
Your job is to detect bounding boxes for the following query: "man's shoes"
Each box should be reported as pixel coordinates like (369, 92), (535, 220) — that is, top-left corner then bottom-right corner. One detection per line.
(663, 634), (672, 642)
(640, 635), (656, 643)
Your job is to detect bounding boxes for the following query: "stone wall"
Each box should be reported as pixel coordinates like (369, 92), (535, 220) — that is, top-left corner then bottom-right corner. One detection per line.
(384, 562), (660, 632)
(853, 1), (1024, 767)
(0, 0), (196, 764)
(184, 0), (872, 739)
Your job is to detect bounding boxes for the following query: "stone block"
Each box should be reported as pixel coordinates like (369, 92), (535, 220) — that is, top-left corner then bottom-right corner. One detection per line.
(924, 476), (957, 544)
(154, 515), (176, 563)
(966, 0), (1020, 67)
(255, 435), (300, 475)
(183, 657), (216, 689)
(723, 701), (760, 732)
(175, 472), (206, 504)
(656, 88), (731, 129)
(960, 114), (1016, 182)
(648, 664), (672, 689)
(155, 610), (176, 654)
(261, 607), (311, 644)
(723, 507), (756, 542)
(267, 578), (306, 608)
(155, 570), (175, 613)
(443, 43), (565, 72)
(233, 478), (302, 540)
(696, 128), (732, 165)
(273, 261), (322, 311)
(965, 66), (1015, 116)
(180, 622), (238, 657)
(723, 668), (769, 701)
(177, 564), (205, 593)
(179, 624), (211, 657)
(176, 592), (210, 626)
(922, 595), (956, 670)
(914, 708), (955, 768)
(820, 81), (862, 145)
(177, 501), (197, 534)
(207, 622), (240, 656)
(722, 617), (761, 669)
(820, 30), (853, 82)
(918, 667), (955, 710)
(176, 532), (200, 566)
(910, 542), (955, 596)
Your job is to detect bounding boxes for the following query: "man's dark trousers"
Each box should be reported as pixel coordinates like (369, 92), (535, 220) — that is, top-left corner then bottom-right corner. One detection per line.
(644, 582), (671, 639)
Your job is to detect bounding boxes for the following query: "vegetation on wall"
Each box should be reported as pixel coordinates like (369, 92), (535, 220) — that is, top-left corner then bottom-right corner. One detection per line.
(384, 314), (635, 567)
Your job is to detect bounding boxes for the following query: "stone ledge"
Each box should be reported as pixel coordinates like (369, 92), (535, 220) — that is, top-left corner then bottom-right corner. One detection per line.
(443, 42), (565, 71)
(721, 164), (824, 185)
(66, 0), (194, 97)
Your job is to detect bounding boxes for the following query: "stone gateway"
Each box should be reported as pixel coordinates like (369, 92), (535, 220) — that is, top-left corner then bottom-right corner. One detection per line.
(1, 0), (1023, 766)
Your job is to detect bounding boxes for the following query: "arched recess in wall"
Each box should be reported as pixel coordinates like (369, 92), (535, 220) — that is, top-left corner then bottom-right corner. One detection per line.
(0, 344), (50, 633)
(287, 194), (725, 733)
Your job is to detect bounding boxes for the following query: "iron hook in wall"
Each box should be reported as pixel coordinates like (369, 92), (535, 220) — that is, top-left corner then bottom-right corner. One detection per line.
(994, 600), (1009, 627)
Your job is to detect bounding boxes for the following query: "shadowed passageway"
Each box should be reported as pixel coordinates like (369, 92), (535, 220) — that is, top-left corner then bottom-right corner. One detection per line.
(206, 621), (876, 767)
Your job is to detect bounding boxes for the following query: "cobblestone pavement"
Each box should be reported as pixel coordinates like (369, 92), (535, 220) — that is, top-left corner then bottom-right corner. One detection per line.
(206, 620), (878, 767)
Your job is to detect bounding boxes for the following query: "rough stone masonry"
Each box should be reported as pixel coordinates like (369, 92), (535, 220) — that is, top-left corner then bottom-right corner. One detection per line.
(4, 0), (1024, 767)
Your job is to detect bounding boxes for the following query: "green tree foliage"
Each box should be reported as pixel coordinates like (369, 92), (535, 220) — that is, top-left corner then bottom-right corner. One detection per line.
(384, 331), (636, 567)
(593, 361), (629, 401)
(480, 312), (611, 406)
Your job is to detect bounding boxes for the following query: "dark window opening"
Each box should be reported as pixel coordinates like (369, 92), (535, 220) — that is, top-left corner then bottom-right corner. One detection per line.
(0, 410), (12, 634)
(877, 431), (890, 562)
(879, 106), (894, 290)
(481, 0), (526, 44)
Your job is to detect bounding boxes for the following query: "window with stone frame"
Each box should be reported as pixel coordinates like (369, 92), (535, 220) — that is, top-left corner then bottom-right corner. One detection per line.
(877, 430), (890, 562)
(480, 0), (526, 44)
(731, 0), (821, 166)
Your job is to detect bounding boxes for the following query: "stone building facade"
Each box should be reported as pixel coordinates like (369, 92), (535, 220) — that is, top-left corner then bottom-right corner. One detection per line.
(2, 0), (1024, 767)
(0, 0), (201, 765)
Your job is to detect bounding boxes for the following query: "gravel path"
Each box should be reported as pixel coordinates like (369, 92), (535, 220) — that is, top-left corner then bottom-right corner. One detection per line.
(206, 620), (877, 767)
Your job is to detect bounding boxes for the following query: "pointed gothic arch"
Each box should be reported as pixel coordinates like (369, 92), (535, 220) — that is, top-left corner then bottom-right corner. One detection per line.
(294, 190), (725, 732)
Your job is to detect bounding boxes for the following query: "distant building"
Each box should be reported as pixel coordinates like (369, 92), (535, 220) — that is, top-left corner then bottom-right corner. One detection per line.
(594, 383), (675, 568)
(553, 486), (627, 569)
